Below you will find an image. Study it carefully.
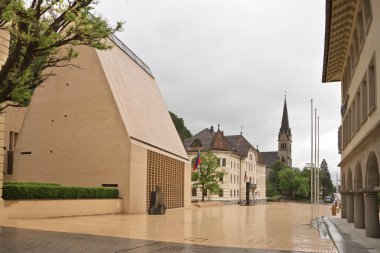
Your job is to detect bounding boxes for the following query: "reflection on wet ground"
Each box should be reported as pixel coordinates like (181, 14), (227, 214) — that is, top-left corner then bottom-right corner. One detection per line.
(1, 202), (338, 252)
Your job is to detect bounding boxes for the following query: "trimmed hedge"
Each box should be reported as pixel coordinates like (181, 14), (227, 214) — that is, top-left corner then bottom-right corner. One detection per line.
(4, 181), (61, 187)
(3, 183), (118, 200)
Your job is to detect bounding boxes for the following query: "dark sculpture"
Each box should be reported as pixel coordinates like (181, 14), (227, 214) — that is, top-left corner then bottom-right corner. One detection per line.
(149, 186), (166, 215)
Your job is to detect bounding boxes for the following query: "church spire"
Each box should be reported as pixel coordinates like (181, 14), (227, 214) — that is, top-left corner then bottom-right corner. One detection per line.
(280, 97), (290, 133)
(278, 95), (292, 167)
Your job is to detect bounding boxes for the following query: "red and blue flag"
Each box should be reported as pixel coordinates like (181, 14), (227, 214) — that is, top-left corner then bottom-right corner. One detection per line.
(193, 150), (202, 171)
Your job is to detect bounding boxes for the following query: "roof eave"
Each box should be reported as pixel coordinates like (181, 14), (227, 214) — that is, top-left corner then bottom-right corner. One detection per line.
(322, 0), (333, 83)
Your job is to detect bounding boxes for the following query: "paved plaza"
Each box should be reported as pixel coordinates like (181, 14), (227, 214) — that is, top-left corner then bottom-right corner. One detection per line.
(1, 202), (337, 252)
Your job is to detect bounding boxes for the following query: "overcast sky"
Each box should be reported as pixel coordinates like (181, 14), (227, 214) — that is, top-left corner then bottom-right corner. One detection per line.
(96, 0), (341, 178)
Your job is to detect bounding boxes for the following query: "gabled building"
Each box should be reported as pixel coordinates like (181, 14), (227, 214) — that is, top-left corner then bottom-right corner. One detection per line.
(5, 35), (191, 214)
(322, 0), (380, 238)
(184, 126), (266, 203)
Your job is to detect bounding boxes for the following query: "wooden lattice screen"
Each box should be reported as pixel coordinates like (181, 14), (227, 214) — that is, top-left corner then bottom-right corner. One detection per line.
(147, 150), (184, 211)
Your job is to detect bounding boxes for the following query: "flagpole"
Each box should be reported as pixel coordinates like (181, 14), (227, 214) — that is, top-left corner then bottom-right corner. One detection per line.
(314, 108), (317, 219)
(317, 116), (320, 218)
(311, 99), (314, 222)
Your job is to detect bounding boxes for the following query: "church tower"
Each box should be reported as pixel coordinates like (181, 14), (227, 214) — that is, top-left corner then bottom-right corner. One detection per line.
(278, 97), (292, 167)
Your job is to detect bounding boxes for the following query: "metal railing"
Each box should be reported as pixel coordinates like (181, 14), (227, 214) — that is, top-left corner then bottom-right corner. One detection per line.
(108, 34), (154, 78)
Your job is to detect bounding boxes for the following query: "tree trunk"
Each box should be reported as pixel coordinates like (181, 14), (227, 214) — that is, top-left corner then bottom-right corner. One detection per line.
(201, 185), (205, 202)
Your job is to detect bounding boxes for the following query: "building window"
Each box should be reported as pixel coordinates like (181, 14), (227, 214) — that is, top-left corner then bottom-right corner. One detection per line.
(356, 91), (361, 129)
(368, 56), (376, 113)
(230, 174), (232, 183)
(219, 189), (223, 197)
(352, 100), (356, 133)
(361, 76), (368, 122)
(351, 46), (356, 72)
(203, 189), (207, 197)
(219, 176), (223, 182)
(357, 12), (365, 47)
(348, 108), (351, 140)
(222, 158), (226, 167)
(192, 188), (197, 196)
(230, 190), (232, 197)
(217, 158), (221, 166)
(363, 0), (372, 30)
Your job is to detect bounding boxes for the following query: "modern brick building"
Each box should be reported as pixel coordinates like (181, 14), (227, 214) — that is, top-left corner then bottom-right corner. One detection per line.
(3, 34), (190, 214)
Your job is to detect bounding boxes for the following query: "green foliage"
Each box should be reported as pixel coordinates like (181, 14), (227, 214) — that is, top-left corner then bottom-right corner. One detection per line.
(270, 165), (311, 200)
(267, 161), (287, 196)
(320, 159), (334, 199)
(4, 181), (60, 186)
(3, 182), (118, 200)
(267, 195), (281, 202)
(0, 0), (124, 108)
(295, 176), (309, 199)
(279, 168), (300, 199)
(191, 151), (224, 201)
(169, 111), (192, 141)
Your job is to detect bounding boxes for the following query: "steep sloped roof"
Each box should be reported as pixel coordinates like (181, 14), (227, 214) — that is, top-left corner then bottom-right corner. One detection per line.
(184, 127), (215, 152)
(96, 39), (188, 160)
(260, 151), (278, 167)
(210, 130), (234, 151)
(226, 135), (256, 157)
(279, 98), (291, 137)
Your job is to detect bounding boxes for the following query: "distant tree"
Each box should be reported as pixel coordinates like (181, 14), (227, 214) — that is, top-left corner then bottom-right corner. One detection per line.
(169, 111), (192, 141)
(294, 171), (310, 200)
(191, 151), (224, 202)
(267, 161), (287, 194)
(300, 167), (311, 200)
(279, 168), (301, 199)
(0, 0), (123, 108)
(320, 159), (334, 199)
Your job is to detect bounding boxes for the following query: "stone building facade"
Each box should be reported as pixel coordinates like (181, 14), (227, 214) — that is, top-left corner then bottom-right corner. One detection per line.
(322, 0), (380, 238)
(184, 126), (266, 202)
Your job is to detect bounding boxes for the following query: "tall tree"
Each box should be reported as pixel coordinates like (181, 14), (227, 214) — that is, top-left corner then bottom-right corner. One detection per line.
(268, 161), (287, 194)
(320, 159), (334, 199)
(0, 0), (123, 108)
(278, 167), (300, 199)
(169, 111), (192, 141)
(191, 151), (224, 201)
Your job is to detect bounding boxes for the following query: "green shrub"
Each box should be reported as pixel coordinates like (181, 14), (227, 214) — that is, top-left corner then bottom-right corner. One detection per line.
(267, 195), (281, 202)
(3, 184), (118, 200)
(4, 181), (61, 187)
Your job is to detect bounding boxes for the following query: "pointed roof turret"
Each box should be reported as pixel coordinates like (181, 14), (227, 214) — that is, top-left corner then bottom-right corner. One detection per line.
(210, 127), (234, 151)
(280, 97), (290, 134)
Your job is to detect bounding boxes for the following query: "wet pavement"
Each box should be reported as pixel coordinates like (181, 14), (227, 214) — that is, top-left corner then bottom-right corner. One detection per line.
(1, 202), (337, 252)
(0, 226), (297, 253)
(324, 216), (380, 253)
